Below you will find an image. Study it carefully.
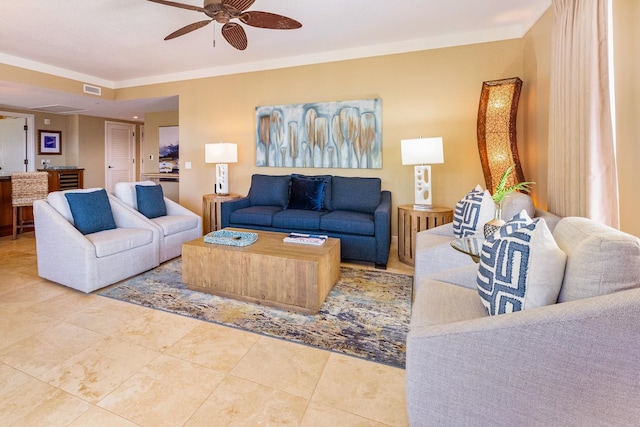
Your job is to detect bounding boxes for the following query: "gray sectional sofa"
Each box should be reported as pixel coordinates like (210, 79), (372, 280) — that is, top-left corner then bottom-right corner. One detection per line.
(406, 194), (640, 426)
(220, 174), (392, 268)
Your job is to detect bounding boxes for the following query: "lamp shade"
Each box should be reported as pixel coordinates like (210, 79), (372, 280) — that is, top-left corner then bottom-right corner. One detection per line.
(401, 137), (444, 165)
(205, 142), (238, 164)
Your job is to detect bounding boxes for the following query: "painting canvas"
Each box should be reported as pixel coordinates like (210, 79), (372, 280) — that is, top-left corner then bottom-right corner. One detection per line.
(158, 126), (179, 175)
(256, 98), (382, 168)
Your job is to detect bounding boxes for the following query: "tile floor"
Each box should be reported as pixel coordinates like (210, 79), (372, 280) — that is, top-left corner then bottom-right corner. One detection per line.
(0, 232), (413, 426)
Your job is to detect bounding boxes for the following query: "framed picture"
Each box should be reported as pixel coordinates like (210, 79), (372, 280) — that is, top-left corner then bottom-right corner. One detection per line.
(38, 130), (62, 155)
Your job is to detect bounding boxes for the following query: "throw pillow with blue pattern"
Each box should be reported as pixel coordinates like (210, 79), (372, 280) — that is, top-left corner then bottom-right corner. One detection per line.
(476, 218), (567, 315)
(485, 209), (533, 243)
(453, 185), (495, 238)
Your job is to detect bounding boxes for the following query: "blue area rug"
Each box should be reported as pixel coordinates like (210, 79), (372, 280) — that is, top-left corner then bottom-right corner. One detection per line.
(99, 259), (412, 368)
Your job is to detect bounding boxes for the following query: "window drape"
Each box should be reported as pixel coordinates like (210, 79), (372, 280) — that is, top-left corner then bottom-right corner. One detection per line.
(548, 0), (619, 228)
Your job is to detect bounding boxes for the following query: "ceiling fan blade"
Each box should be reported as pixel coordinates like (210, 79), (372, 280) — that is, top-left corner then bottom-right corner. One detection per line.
(147, 0), (206, 13)
(222, 0), (255, 13)
(164, 20), (212, 40)
(222, 23), (248, 50)
(240, 11), (302, 30)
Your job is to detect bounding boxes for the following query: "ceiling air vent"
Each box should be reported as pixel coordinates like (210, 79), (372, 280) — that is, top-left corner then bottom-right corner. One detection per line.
(83, 84), (102, 96)
(30, 105), (88, 114)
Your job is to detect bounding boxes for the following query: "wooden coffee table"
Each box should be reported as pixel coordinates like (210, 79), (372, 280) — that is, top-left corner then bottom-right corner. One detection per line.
(181, 229), (341, 314)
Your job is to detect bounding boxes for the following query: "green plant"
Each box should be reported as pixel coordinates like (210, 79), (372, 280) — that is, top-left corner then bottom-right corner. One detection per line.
(492, 164), (535, 204)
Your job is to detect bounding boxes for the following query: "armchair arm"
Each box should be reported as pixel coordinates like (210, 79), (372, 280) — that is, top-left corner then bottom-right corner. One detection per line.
(373, 190), (391, 267)
(407, 288), (640, 426)
(221, 196), (251, 228)
(164, 197), (199, 217)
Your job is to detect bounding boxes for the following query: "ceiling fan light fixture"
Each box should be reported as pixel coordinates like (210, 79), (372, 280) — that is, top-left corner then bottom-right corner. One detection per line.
(148, 0), (301, 50)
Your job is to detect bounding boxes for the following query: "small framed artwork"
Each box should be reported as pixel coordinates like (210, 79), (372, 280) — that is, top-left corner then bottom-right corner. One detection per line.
(38, 130), (62, 155)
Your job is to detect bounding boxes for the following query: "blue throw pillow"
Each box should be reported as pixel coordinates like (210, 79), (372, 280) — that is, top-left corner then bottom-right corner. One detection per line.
(287, 175), (325, 211)
(292, 174), (332, 210)
(247, 174), (291, 207)
(136, 184), (167, 219)
(65, 189), (117, 235)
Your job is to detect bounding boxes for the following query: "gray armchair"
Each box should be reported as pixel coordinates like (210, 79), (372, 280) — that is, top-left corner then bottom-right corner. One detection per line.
(114, 181), (202, 262)
(33, 188), (160, 293)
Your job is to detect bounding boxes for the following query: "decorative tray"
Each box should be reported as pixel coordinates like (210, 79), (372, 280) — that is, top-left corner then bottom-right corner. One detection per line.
(204, 230), (258, 247)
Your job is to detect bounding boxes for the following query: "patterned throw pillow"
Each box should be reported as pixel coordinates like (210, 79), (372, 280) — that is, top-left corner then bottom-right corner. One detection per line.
(476, 218), (567, 315)
(452, 185), (495, 237)
(486, 209), (533, 243)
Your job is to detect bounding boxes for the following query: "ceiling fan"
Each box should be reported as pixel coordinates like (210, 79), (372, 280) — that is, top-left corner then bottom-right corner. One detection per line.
(147, 0), (302, 51)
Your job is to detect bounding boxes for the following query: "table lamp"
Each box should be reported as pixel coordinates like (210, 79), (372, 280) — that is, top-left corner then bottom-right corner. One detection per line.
(401, 137), (444, 210)
(205, 142), (238, 195)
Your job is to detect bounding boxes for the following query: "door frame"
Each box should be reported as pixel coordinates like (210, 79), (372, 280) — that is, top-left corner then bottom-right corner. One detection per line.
(104, 121), (136, 193)
(0, 111), (35, 172)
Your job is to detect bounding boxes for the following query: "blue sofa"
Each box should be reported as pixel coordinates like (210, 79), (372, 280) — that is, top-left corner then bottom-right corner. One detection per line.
(221, 174), (392, 268)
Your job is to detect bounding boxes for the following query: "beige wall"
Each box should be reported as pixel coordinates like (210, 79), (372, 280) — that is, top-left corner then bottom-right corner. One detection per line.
(522, 8), (553, 210)
(613, 0), (640, 237)
(120, 39), (525, 234)
(4, 7), (640, 237)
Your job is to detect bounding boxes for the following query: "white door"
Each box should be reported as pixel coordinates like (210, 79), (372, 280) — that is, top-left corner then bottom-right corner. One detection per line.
(105, 121), (135, 193)
(0, 117), (26, 174)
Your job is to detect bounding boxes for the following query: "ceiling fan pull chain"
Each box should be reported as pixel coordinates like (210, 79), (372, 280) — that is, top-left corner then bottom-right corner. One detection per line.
(212, 21), (216, 47)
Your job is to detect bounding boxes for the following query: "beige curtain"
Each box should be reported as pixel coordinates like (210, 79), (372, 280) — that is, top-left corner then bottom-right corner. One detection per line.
(548, 0), (619, 228)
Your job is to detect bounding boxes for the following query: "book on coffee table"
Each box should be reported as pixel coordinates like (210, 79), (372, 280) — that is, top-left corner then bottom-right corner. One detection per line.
(283, 232), (328, 246)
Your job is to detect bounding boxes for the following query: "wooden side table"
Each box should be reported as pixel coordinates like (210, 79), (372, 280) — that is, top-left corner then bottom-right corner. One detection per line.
(398, 205), (453, 266)
(202, 193), (241, 234)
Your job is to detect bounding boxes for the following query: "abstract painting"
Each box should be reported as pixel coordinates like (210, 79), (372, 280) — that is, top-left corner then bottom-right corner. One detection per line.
(255, 98), (382, 168)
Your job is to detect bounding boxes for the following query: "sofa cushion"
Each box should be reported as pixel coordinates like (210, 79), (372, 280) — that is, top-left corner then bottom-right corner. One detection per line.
(273, 209), (323, 230)
(135, 184), (167, 219)
(85, 227), (154, 258)
(477, 218), (567, 315)
(331, 176), (381, 214)
(292, 174), (333, 210)
(553, 217), (640, 303)
(453, 185), (495, 238)
(153, 215), (199, 236)
(65, 189), (117, 235)
(320, 210), (375, 236)
(486, 209), (532, 243)
(287, 175), (325, 211)
(248, 174), (291, 207)
(229, 206), (282, 226)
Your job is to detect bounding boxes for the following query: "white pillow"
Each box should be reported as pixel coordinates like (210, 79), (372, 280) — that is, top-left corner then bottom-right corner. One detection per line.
(476, 218), (567, 315)
(452, 185), (495, 238)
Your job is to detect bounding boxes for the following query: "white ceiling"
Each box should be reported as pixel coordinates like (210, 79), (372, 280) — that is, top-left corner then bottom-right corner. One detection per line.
(0, 0), (550, 122)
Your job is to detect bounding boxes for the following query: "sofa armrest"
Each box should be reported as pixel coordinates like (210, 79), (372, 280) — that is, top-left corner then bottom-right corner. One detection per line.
(423, 222), (455, 237)
(407, 287), (640, 426)
(373, 190), (392, 267)
(164, 197), (199, 218)
(221, 196), (251, 228)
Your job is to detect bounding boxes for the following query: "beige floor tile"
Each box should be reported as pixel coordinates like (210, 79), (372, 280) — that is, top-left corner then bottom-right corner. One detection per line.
(0, 322), (105, 377)
(0, 279), (68, 310)
(39, 336), (159, 403)
(105, 306), (201, 352)
(0, 308), (58, 351)
(69, 406), (140, 427)
(165, 321), (259, 372)
(99, 354), (226, 427)
(301, 401), (390, 427)
(0, 363), (33, 397)
(0, 376), (91, 426)
(22, 288), (100, 321)
(231, 335), (330, 399)
(185, 375), (308, 426)
(312, 353), (409, 427)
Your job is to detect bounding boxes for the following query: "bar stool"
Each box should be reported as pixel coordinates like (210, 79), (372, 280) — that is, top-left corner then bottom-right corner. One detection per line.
(11, 172), (49, 239)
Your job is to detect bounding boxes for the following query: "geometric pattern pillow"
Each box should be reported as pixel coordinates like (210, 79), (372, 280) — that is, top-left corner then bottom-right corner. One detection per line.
(452, 185), (496, 238)
(485, 209), (533, 243)
(476, 218), (567, 315)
